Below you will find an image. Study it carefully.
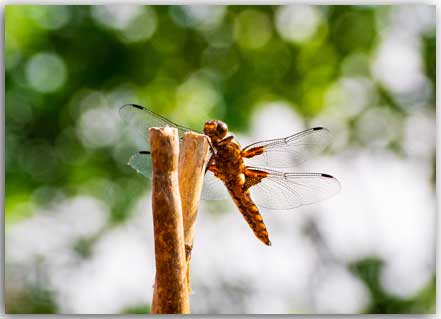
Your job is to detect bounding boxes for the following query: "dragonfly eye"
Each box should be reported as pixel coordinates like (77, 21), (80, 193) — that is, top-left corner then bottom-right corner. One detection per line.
(216, 121), (228, 137)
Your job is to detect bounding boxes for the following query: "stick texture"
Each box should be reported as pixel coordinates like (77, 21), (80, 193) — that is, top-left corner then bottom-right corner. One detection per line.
(179, 132), (210, 250)
(149, 127), (189, 314)
(178, 132), (210, 295)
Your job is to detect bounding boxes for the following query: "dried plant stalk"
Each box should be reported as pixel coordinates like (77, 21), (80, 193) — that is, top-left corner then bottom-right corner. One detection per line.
(178, 132), (210, 293)
(149, 127), (189, 314)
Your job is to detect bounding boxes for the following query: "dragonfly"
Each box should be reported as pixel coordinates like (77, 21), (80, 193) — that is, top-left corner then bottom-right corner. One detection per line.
(120, 104), (341, 246)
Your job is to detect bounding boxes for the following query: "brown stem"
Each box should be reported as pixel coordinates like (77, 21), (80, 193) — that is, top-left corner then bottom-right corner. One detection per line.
(178, 132), (210, 295)
(149, 127), (189, 314)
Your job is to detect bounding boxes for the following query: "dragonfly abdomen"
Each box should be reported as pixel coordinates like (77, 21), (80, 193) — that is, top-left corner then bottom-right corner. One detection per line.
(227, 184), (271, 246)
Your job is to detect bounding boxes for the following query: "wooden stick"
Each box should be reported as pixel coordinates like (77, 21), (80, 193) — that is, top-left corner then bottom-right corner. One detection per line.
(178, 132), (210, 294)
(149, 127), (189, 314)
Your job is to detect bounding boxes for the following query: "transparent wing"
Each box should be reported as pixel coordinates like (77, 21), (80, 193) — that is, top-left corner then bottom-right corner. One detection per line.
(128, 152), (152, 178)
(200, 169), (229, 200)
(126, 154), (340, 209)
(128, 151), (229, 201)
(119, 104), (195, 150)
(120, 104), (201, 176)
(248, 167), (341, 210)
(242, 127), (331, 169)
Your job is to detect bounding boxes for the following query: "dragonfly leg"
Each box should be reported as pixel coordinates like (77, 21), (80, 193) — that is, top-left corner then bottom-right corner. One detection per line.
(205, 154), (218, 174)
(241, 146), (265, 159)
(243, 168), (268, 190)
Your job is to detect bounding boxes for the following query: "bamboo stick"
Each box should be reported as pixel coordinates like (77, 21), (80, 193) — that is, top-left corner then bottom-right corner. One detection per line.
(178, 132), (210, 294)
(149, 127), (189, 314)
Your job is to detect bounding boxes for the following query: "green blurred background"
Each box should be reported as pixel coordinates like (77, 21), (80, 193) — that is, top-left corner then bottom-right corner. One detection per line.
(5, 5), (436, 314)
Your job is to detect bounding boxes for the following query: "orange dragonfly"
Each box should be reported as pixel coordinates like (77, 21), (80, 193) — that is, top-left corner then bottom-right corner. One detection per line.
(120, 104), (340, 245)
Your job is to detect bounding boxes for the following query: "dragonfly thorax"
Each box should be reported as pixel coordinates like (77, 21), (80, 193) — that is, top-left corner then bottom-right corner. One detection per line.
(204, 120), (228, 144)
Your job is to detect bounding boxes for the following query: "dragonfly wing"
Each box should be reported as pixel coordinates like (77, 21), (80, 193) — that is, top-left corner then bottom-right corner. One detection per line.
(242, 127), (331, 169)
(201, 169), (230, 200)
(119, 104), (194, 150)
(247, 167), (341, 210)
(128, 151), (229, 201)
(126, 153), (340, 210)
(128, 152), (152, 178)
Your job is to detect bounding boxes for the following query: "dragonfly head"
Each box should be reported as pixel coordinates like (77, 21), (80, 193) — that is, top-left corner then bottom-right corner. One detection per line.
(204, 120), (228, 143)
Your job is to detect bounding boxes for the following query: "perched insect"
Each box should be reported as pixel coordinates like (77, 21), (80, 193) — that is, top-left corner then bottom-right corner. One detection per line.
(120, 104), (341, 246)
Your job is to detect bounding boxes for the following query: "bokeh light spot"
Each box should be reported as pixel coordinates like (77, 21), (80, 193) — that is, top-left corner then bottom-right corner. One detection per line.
(276, 5), (321, 44)
(170, 5), (226, 31)
(25, 52), (67, 93)
(325, 77), (376, 118)
(91, 5), (157, 43)
(29, 6), (71, 30)
(372, 39), (426, 94)
(234, 10), (272, 50)
(77, 106), (120, 149)
(119, 7), (157, 43)
(91, 5), (139, 29)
